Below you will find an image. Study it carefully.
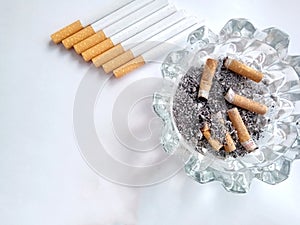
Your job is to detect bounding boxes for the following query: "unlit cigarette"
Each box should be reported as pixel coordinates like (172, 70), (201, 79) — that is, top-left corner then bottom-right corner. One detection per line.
(50, 0), (136, 44)
(81, 0), (168, 61)
(227, 108), (257, 152)
(113, 19), (200, 78)
(92, 6), (183, 67)
(198, 58), (218, 100)
(103, 13), (191, 73)
(224, 58), (263, 82)
(225, 88), (268, 115)
(61, 0), (155, 49)
(201, 123), (223, 151)
(75, 3), (176, 54)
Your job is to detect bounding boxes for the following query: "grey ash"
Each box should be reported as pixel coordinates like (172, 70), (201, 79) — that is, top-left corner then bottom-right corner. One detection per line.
(172, 58), (267, 158)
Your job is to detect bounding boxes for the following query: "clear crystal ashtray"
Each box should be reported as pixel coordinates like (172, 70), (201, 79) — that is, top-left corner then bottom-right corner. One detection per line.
(153, 18), (300, 193)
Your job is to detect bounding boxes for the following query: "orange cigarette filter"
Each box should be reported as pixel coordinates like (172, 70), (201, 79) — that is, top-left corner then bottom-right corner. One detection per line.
(227, 108), (257, 152)
(92, 44), (126, 67)
(50, 20), (84, 44)
(62, 26), (97, 49)
(113, 55), (145, 78)
(81, 38), (115, 61)
(74, 31), (107, 54)
(224, 132), (236, 153)
(225, 88), (268, 115)
(198, 58), (219, 100)
(224, 58), (264, 82)
(102, 50), (135, 73)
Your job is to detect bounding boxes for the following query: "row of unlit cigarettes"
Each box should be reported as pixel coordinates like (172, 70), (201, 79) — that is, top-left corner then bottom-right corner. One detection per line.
(51, 0), (200, 78)
(198, 58), (268, 153)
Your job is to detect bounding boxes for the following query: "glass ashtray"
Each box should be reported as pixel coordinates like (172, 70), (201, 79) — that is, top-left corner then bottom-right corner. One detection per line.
(153, 18), (300, 193)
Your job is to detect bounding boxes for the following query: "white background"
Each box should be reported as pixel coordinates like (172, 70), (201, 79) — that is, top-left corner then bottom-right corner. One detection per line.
(1, 0), (300, 225)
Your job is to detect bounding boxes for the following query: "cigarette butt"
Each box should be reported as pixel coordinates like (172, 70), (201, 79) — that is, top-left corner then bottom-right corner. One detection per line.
(225, 88), (268, 115)
(102, 50), (135, 73)
(201, 123), (223, 151)
(224, 58), (263, 82)
(213, 112), (236, 152)
(113, 55), (145, 78)
(81, 38), (114, 61)
(224, 132), (236, 152)
(198, 58), (219, 100)
(50, 20), (84, 44)
(92, 44), (126, 67)
(227, 108), (257, 152)
(74, 30), (107, 54)
(62, 26), (96, 49)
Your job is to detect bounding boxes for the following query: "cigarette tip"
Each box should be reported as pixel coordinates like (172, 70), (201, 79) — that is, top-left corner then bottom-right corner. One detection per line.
(224, 88), (235, 103)
(227, 107), (238, 114)
(198, 90), (209, 101)
(224, 57), (232, 68)
(50, 20), (83, 44)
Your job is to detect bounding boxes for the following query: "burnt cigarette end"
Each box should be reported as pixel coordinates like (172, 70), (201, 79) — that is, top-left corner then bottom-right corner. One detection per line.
(198, 95), (208, 102)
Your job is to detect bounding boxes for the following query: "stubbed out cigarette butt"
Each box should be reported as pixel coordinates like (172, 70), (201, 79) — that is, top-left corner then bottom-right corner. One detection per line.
(227, 108), (257, 152)
(198, 58), (219, 100)
(201, 123), (223, 151)
(213, 112), (236, 152)
(225, 88), (268, 115)
(224, 58), (263, 82)
(102, 50), (135, 73)
(62, 25), (96, 49)
(74, 30), (107, 54)
(51, 20), (84, 44)
(92, 44), (126, 67)
(113, 55), (145, 78)
(224, 132), (236, 152)
(81, 38), (115, 61)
